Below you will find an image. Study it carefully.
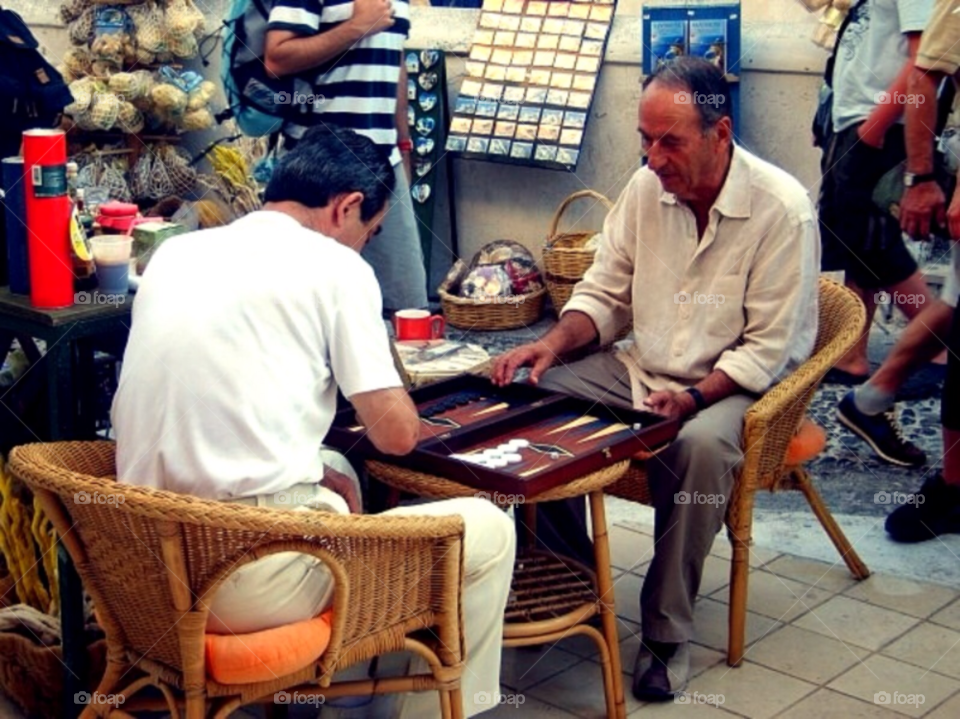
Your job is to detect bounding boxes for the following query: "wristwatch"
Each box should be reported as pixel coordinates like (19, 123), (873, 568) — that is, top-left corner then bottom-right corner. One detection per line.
(684, 387), (706, 414)
(903, 171), (937, 187)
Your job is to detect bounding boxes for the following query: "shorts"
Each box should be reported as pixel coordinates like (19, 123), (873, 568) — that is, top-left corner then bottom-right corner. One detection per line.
(943, 304), (960, 432)
(818, 123), (918, 289)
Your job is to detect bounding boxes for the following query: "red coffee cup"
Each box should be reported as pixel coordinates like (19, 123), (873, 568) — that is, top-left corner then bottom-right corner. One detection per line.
(395, 309), (445, 341)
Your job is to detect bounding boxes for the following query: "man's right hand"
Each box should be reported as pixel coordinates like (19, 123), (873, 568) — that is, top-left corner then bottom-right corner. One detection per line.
(350, 0), (396, 37)
(491, 341), (558, 387)
(901, 181), (947, 238)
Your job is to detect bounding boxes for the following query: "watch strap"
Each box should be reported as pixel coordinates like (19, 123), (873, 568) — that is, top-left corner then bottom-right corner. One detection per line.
(685, 387), (706, 413)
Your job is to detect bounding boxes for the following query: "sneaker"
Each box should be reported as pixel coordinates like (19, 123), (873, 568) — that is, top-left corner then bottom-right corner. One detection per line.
(632, 640), (689, 702)
(886, 475), (960, 543)
(837, 392), (926, 468)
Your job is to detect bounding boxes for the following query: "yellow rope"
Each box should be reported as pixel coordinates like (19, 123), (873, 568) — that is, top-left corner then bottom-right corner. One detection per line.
(0, 460), (55, 614)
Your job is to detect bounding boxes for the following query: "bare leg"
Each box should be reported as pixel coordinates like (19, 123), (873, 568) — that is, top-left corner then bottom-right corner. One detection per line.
(869, 300), (953, 394)
(836, 271), (937, 376)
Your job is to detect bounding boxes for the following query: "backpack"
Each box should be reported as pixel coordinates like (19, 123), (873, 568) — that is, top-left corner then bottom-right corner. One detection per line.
(811, 0), (868, 148)
(220, 0), (297, 137)
(0, 6), (73, 158)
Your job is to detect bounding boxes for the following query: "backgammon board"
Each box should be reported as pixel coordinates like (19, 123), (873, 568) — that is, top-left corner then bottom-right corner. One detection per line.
(326, 375), (679, 497)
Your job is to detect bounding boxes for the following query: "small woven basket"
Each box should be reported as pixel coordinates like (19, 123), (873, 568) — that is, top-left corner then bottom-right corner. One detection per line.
(439, 284), (546, 330)
(542, 190), (614, 311)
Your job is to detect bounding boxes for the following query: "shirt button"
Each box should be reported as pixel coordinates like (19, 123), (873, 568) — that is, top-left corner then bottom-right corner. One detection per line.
(673, 345), (683, 357)
(680, 305), (691, 319)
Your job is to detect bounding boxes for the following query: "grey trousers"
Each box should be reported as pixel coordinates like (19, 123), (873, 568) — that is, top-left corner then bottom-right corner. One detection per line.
(361, 162), (429, 311)
(537, 352), (753, 643)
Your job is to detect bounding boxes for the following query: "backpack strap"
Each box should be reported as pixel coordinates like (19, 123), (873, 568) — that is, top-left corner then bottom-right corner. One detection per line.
(823, 0), (869, 89)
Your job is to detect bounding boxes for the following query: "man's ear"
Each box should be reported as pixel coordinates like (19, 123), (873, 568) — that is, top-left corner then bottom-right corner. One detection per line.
(332, 191), (366, 229)
(714, 116), (734, 151)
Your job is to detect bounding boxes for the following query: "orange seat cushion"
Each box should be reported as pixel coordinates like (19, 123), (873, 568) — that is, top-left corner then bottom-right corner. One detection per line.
(785, 418), (827, 465)
(204, 610), (333, 685)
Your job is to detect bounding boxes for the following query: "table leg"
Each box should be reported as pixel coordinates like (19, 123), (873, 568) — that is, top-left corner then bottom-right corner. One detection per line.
(59, 544), (86, 719)
(589, 490), (626, 719)
(45, 339), (76, 441)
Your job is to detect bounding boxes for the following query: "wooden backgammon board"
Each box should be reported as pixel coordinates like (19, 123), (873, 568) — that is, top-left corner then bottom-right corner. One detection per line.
(326, 374), (679, 497)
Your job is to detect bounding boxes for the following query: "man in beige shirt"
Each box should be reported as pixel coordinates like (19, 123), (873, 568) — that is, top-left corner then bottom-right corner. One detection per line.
(493, 57), (820, 701)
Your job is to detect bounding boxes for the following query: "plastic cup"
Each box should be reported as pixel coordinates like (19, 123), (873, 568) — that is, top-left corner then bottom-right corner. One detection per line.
(91, 235), (133, 295)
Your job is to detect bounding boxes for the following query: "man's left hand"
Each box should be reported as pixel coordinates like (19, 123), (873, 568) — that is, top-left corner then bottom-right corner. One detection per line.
(320, 468), (362, 514)
(901, 181), (946, 238)
(949, 179), (960, 240)
(643, 389), (697, 421)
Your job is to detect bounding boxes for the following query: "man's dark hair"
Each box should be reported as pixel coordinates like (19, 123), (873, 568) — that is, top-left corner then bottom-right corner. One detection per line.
(264, 124), (395, 222)
(642, 57), (733, 131)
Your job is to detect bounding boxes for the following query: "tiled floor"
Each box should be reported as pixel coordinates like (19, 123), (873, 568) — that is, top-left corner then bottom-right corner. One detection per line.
(4, 517), (960, 719)
(483, 521), (960, 718)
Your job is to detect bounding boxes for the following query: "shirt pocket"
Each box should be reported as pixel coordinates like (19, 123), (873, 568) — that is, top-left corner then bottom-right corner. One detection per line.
(701, 274), (747, 344)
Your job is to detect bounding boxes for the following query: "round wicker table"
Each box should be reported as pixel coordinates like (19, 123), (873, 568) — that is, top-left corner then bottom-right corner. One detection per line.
(366, 459), (631, 719)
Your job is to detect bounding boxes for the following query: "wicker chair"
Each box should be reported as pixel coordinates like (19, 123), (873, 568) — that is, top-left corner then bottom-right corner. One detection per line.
(8, 441), (469, 719)
(605, 277), (871, 666)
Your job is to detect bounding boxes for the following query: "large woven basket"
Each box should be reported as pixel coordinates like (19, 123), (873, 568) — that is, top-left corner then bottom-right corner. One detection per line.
(439, 284), (546, 330)
(0, 633), (107, 718)
(542, 189), (614, 312)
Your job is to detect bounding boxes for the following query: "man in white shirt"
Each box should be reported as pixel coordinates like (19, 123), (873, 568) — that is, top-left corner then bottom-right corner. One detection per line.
(112, 125), (515, 718)
(493, 58), (820, 702)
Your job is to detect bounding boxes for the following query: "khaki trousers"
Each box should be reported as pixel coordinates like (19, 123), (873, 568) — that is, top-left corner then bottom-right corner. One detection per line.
(209, 450), (516, 719)
(537, 352), (752, 643)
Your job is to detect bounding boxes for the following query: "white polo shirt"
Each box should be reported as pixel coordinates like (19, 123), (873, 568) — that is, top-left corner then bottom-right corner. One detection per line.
(112, 210), (403, 500)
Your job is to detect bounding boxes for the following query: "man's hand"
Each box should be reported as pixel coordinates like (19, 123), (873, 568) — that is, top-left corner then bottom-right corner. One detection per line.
(949, 183), (960, 240)
(643, 389), (697, 421)
(901, 181), (947, 238)
(491, 341), (558, 386)
(349, 0), (396, 36)
(857, 121), (885, 149)
(320, 467), (362, 514)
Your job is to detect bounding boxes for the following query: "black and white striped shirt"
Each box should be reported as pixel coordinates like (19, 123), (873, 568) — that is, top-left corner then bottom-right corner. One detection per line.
(268, 0), (410, 165)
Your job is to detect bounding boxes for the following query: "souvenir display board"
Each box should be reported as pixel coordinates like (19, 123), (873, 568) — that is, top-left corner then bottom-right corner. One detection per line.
(327, 375), (679, 496)
(445, 0), (617, 172)
(405, 48), (449, 282)
(641, 2), (741, 134)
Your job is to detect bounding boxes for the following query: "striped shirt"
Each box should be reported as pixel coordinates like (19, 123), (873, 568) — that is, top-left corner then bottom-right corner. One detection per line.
(268, 0), (410, 165)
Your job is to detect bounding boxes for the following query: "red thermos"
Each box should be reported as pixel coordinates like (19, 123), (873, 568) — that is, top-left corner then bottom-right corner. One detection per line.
(23, 129), (73, 309)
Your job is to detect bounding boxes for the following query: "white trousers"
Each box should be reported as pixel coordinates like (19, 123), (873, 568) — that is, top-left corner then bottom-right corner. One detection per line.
(207, 453), (515, 719)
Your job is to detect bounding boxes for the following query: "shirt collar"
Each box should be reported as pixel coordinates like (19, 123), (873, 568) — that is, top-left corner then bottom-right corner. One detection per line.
(658, 144), (752, 220)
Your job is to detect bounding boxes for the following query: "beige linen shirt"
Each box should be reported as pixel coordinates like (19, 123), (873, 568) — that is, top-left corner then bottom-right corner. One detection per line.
(563, 145), (821, 408)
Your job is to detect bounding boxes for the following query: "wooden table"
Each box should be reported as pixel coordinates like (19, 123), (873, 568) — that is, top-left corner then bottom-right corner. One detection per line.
(0, 287), (132, 719)
(366, 459), (631, 719)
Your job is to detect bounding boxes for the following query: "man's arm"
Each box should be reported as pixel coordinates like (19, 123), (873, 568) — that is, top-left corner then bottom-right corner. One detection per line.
(900, 65), (948, 236)
(644, 369), (742, 420)
(264, 0), (395, 77)
(858, 34), (923, 147)
(349, 386), (419, 455)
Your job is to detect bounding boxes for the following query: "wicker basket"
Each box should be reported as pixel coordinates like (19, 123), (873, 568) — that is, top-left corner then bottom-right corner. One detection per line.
(542, 189), (613, 310)
(0, 633), (107, 718)
(439, 284), (546, 330)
